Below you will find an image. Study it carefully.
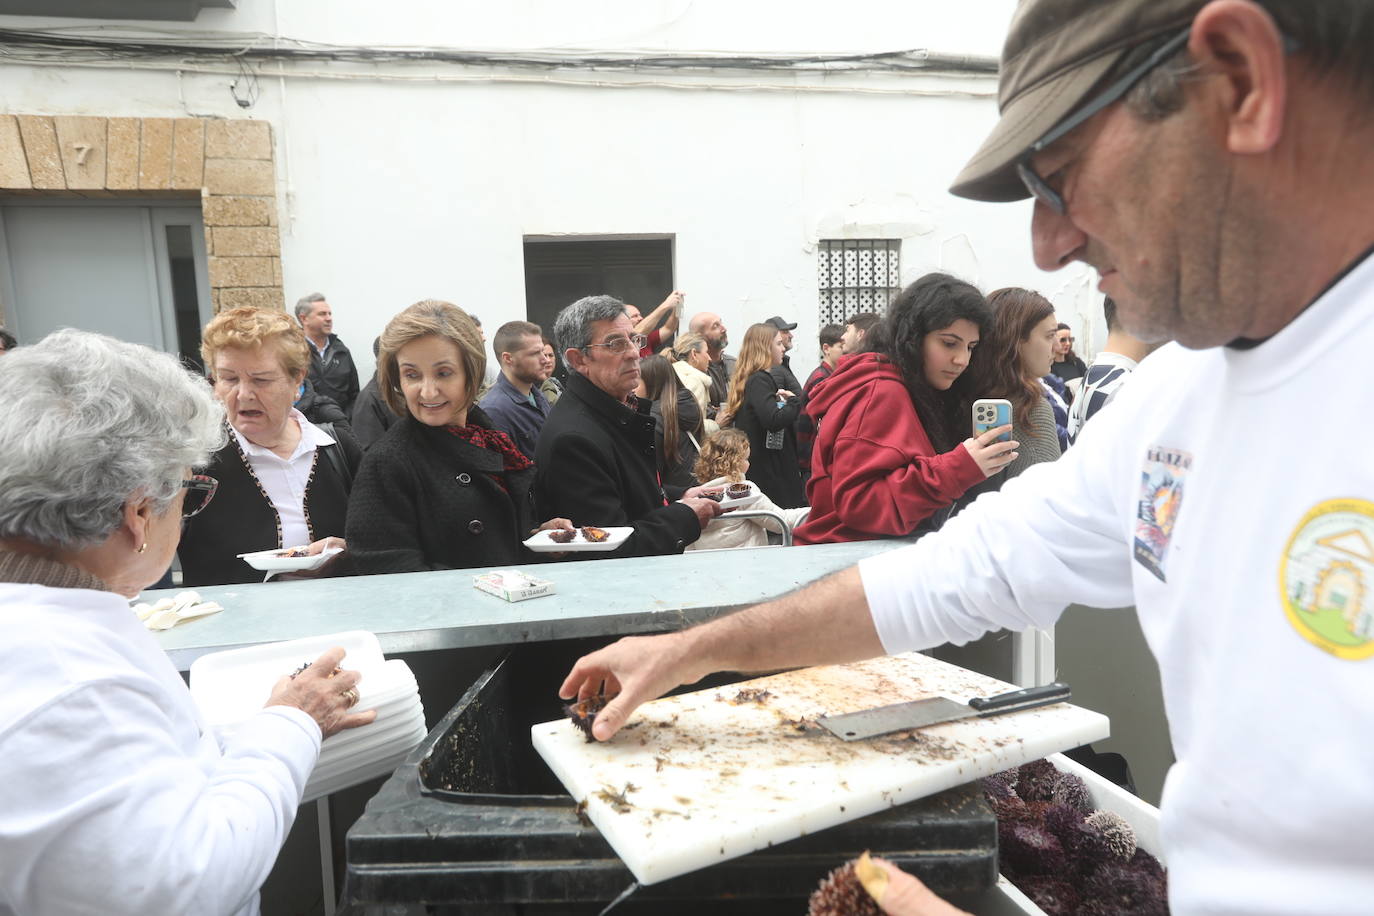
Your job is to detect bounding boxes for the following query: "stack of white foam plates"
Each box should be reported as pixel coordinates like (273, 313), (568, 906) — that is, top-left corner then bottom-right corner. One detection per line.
(189, 631), (426, 803)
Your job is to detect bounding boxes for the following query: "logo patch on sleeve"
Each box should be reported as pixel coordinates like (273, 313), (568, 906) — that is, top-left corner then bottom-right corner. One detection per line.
(1280, 498), (1374, 660)
(1134, 447), (1192, 582)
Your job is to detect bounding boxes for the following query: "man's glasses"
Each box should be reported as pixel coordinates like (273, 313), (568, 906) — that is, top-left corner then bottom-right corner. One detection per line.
(1016, 27), (1192, 215)
(583, 334), (647, 355)
(181, 475), (218, 518)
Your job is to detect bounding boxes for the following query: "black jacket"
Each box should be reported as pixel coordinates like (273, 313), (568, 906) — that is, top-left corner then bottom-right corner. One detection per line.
(308, 333), (361, 415)
(349, 374), (396, 450)
(342, 410), (538, 575)
(533, 372), (700, 558)
(179, 426), (361, 586)
(733, 369), (805, 508)
(649, 388), (702, 492)
(295, 378), (351, 429)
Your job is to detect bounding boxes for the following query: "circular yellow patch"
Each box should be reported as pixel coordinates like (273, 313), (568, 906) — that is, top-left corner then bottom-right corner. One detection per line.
(1279, 498), (1374, 660)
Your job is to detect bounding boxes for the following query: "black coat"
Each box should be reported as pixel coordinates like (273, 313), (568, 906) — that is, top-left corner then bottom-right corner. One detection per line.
(533, 372), (700, 558)
(349, 374), (397, 450)
(733, 369), (805, 508)
(308, 333), (361, 415)
(179, 426), (361, 586)
(343, 410), (538, 574)
(295, 378), (351, 428)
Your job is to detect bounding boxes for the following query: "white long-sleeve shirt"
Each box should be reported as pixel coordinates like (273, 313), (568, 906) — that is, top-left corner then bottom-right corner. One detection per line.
(0, 583), (320, 916)
(860, 251), (1374, 915)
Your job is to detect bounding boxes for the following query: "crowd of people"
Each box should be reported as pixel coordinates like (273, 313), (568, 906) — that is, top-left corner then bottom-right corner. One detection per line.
(0, 267), (1141, 591)
(126, 272), (1136, 586)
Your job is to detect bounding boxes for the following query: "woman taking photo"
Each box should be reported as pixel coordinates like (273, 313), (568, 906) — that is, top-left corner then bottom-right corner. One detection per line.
(344, 300), (570, 573)
(636, 354), (704, 491)
(795, 273), (1018, 544)
(0, 330), (373, 914)
(179, 307), (360, 585)
(723, 323), (805, 508)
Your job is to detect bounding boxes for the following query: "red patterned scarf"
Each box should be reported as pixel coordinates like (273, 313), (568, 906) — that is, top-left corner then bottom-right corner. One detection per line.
(445, 424), (532, 491)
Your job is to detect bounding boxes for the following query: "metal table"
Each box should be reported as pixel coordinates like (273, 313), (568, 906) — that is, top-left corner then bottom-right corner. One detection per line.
(152, 540), (904, 671)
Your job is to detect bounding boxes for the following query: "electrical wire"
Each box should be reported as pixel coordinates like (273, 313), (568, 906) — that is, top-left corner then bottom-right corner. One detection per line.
(0, 25), (998, 75)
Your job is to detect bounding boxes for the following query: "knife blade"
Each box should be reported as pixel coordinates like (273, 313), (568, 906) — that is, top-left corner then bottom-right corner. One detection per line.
(816, 682), (1072, 741)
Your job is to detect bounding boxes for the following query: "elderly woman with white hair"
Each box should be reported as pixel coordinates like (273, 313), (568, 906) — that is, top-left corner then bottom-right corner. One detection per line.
(0, 329), (375, 915)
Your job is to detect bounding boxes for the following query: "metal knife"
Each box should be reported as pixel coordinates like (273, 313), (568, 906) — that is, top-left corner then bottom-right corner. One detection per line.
(816, 682), (1072, 742)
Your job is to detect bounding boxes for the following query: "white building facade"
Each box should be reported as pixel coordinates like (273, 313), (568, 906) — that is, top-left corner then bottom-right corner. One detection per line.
(0, 0), (1105, 379)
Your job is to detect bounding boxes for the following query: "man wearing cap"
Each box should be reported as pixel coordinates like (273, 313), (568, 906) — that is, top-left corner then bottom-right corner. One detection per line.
(558, 2), (1374, 912)
(763, 315), (804, 398)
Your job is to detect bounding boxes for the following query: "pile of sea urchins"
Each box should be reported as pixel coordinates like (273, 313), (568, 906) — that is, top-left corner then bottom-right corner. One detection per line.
(985, 759), (1168, 915)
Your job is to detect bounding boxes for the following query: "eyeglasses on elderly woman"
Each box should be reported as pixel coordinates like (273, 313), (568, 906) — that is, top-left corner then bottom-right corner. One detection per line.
(181, 475), (218, 519)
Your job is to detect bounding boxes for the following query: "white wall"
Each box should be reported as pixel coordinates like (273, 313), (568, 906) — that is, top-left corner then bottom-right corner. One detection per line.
(0, 0), (1106, 378)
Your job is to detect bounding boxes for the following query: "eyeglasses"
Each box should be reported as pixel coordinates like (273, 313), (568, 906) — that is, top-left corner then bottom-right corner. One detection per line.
(583, 334), (647, 355)
(1016, 27), (1193, 215)
(181, 475), (218, 518)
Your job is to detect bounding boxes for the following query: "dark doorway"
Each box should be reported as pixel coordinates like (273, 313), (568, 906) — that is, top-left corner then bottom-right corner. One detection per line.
(523, 237), (674, 348)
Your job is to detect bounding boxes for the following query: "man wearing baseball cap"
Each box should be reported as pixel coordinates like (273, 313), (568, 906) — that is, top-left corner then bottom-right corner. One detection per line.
(559, 2), (1374, 912)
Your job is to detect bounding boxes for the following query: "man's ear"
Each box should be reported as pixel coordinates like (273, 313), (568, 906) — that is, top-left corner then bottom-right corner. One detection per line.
(564, 347), (587, 374)
(1189, 0), (1288, 155)
(500, 351), (514, 369)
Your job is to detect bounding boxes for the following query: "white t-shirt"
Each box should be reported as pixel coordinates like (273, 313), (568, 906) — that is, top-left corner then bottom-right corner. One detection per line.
(1067, 350), (1140, 443)
(0, 583), (320, 915)
(233, 409), (336, 549)
(859, 252), (1374, 915)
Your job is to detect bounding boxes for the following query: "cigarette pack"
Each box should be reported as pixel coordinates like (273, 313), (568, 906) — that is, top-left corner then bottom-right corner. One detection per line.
(472, 569), (555, 602)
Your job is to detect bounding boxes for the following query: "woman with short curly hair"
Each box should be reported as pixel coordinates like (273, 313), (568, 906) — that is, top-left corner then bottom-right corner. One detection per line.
(178, 306), (360, 585)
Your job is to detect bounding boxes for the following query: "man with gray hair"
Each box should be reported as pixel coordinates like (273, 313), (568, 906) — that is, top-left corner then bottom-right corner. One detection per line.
(534, 295), (721, 557)
(559, 1), (1374, 911)
(295, 292), (360, 415)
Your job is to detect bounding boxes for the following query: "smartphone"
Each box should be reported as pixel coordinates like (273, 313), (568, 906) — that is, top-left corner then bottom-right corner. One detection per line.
(972, 398), (1013, 442)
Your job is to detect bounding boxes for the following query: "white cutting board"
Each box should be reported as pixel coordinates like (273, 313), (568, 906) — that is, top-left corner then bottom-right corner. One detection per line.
(532, 652), (1109, 885)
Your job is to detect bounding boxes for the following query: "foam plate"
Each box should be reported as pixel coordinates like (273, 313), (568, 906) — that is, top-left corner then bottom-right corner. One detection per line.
(236, 546), (342, 572)
(523, 526), (633, 553)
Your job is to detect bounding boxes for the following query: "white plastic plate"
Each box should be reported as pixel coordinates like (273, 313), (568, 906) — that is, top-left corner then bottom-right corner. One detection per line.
(523, 526), (633, 553)
(707, 482), (761, 510)
(236, 546), (342, 572)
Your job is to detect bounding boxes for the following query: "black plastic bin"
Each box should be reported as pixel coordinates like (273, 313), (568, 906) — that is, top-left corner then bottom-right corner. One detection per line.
(341, 643), (997, 915)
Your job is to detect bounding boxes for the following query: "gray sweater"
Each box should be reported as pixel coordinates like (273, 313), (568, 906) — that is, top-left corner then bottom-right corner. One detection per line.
(1003, 397), (1062, 480)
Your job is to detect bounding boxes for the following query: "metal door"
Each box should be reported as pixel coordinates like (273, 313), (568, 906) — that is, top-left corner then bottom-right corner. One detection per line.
(0, 200), (212, 365)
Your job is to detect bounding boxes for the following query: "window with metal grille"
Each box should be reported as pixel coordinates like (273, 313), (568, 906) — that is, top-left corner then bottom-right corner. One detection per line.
(816, 239), (900, 326)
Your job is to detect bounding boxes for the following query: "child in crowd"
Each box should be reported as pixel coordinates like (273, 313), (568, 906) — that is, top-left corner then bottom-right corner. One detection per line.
(686, 429), (809, 551)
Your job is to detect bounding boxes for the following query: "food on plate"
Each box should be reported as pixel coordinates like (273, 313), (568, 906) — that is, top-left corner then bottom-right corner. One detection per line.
(701, 489), (724, 503)
(277, 546), (311, 558)
(548, 528), (576, 544)
(725, 483), (751, 499)
(580, 526), (610, 543)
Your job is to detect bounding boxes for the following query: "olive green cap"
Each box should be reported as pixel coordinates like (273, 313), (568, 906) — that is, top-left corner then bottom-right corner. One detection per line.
(950, 0), (1202, 202)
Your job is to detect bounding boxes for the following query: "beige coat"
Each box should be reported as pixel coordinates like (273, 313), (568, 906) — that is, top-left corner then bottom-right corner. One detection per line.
(672, 360), (719, 435)
(686, 476), (810, 551)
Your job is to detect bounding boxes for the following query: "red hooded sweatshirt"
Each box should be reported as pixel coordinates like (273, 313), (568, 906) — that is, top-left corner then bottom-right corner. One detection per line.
(793, 352), (985, 544)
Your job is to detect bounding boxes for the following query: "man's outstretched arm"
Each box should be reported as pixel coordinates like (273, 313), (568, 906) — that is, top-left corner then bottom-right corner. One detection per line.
(558, 565), (884, 740)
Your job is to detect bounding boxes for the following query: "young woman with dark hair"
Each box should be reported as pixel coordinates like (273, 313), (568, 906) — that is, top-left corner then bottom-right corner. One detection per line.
(971, 286), (1062, 486)
(794, 272), (1018, 544)
(636, 354), (703, 491)
(723, 323), (805, 508)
